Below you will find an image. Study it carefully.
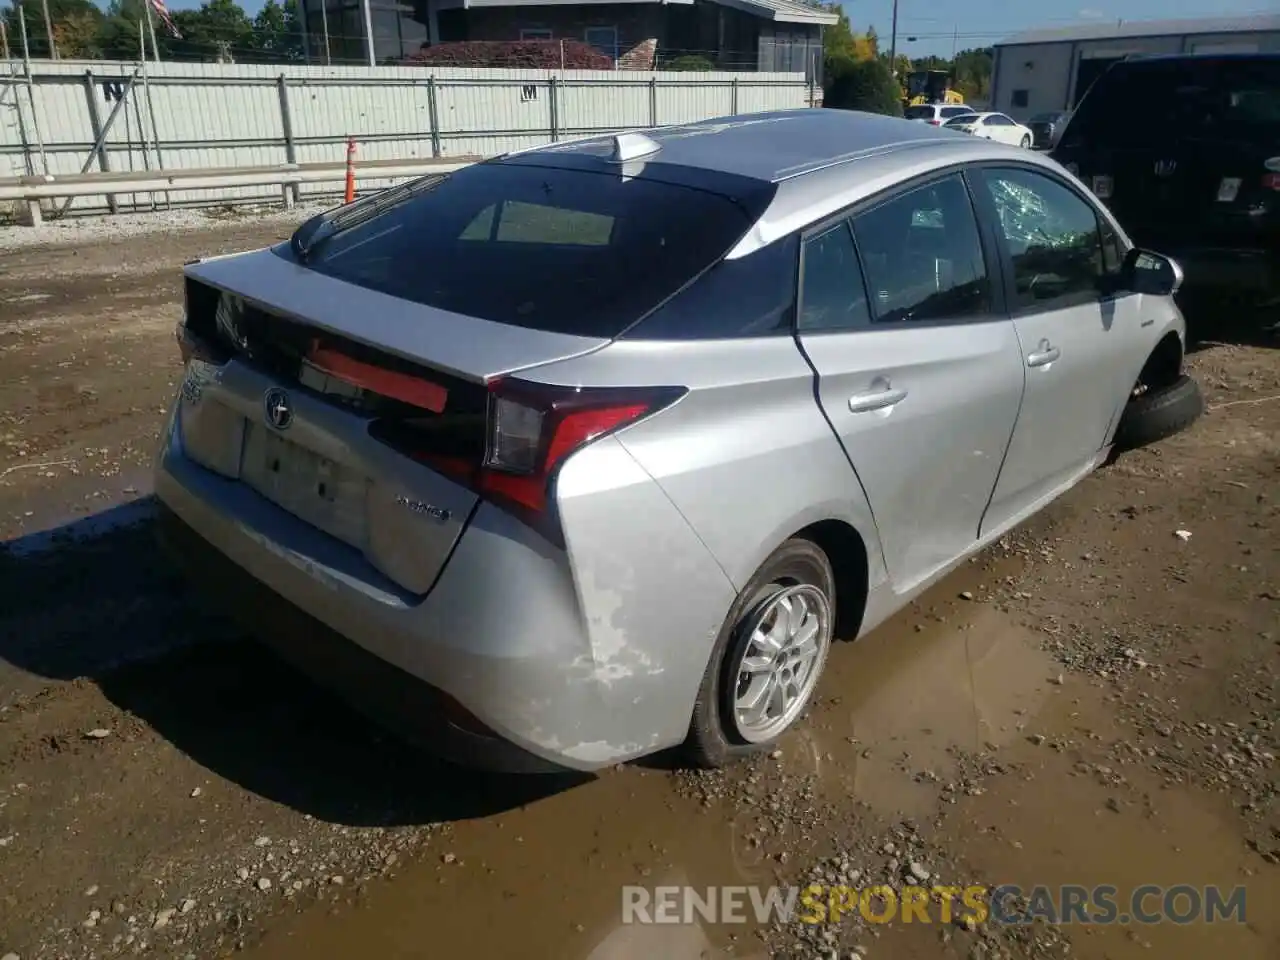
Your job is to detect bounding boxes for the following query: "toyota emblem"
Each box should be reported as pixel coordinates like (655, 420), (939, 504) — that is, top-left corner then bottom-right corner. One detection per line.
(263, 387), (293, 431)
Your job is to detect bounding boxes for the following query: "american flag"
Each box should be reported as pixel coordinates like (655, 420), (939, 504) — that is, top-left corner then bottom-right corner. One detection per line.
(150, 0), (183, 39)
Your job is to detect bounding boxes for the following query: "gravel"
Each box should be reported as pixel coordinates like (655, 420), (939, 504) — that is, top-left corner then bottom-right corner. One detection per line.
(0, 200), (334, 253)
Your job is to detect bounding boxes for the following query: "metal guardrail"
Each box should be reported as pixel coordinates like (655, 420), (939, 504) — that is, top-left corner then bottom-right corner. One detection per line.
(0, 155), (480, 225)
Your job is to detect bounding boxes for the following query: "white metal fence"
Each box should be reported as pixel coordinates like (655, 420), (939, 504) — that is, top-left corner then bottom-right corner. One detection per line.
(1, 59), (815, 214)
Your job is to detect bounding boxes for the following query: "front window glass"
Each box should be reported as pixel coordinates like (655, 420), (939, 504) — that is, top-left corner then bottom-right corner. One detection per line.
(979, 168), (1106, 309)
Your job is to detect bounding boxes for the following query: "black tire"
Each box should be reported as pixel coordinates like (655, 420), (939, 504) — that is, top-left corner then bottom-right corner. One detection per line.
(1113, 374), (1204, 451)
(685, 538), (836, 769)
(1020, 134), (1032, 148)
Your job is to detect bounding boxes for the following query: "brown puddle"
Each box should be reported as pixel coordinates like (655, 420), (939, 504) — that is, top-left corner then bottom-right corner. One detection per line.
(793, 601), (1056, 819)
(945, 679), (1280, 960)
(240, 561), (1277, 960)
(244, 767), (769, 960)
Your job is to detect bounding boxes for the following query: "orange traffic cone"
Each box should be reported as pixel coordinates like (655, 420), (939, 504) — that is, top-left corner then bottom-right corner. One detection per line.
(344, 137), (357, 204)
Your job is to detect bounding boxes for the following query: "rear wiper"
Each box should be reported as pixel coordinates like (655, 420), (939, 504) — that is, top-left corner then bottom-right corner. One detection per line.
(290, 174), (448, 262)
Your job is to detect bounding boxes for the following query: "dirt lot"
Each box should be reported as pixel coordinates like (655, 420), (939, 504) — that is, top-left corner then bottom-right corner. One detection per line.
(0, 214), (1277, 960)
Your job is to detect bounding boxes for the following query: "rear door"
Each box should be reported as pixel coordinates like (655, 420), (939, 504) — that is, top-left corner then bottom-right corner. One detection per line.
(795, 173), (1026, 591)
(974, 165), (1146, 535)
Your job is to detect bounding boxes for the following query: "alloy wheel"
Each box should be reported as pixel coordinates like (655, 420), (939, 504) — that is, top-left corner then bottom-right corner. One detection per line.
(731, 584), (832, 743)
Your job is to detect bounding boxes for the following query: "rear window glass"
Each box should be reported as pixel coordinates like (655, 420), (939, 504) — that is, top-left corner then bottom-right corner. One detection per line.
(289, 162), (767, 338)
(623, 236), (799, 340)
(905, 106), (936, 120)
(1064, 57), (1280, 148)
(941, 107), (972, 118)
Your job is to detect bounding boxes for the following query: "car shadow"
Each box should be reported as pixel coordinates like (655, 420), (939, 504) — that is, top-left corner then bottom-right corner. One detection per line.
(1178, 292), (1278, 351)
(0, 499), (587, 827)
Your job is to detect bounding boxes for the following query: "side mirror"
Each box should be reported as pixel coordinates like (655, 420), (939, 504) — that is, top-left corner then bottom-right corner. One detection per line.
(1120, 248), (1184, 297)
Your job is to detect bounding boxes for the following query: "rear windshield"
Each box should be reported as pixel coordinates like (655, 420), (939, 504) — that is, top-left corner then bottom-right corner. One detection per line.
(940, 106), (973, 118)
(1063, 57), (1280, 148)
(287, 162), (766, 338)
(905, 106), (936, 120)
(943, 115), (975, 127)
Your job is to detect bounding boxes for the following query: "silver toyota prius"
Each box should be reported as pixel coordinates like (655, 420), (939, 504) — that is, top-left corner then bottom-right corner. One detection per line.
(156, 109), (1203, 773)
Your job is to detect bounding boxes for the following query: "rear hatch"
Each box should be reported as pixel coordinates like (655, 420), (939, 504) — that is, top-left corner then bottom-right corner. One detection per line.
(176, 154), (773, 594)
(1027, 120), (1053, 145)
(1053, 55), (1280, 252)
(905, 106), (939, 124)
(1027, 114), (1064, 148)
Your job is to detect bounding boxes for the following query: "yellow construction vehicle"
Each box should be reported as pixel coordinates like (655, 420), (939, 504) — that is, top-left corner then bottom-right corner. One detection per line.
(903, 69), (965, 108)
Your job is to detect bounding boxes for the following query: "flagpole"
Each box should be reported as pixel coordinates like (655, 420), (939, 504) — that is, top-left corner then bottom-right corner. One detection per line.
(17, 0), (49, 175)
(136, 19), (158, 210)
(320, 0), (331, 66)
(137, 16), (168, 209)
(360, 0), (375, 66)
(143, 0), (160, 63)
(38, 0), (57, 59)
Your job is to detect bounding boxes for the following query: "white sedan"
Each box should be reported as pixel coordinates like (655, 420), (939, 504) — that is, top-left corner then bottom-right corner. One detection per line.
(943, 112), (1034, 148)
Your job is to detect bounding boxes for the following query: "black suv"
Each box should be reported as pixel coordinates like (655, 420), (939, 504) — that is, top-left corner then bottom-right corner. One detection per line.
(1052, 54), (1279, 319)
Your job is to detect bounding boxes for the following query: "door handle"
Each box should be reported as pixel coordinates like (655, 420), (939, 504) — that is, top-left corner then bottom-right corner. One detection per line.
(848, 386), (908, 413)
(1026, 341), (1061, 367)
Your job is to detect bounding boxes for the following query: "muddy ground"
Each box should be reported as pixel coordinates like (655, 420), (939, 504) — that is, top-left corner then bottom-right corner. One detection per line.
(0, 214), (1277, 960)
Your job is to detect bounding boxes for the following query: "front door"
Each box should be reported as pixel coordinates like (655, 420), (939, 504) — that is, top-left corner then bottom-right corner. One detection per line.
(975, 165), (1145, 535)
(984, 114), (1019, 144)
(795, 174), (1026, 591)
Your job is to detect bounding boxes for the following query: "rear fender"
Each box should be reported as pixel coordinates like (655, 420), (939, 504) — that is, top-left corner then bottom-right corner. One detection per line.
(521, 337), (892, 633)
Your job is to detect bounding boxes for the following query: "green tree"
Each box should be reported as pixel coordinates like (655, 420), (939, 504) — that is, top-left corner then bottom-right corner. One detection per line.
(913, 54), (951, 73)
(2, 0), (104, 58)
(251, 0), (305, 61)
(863, 26), (879, 60)
(952, 47), (994, 102)
(814, 2), (856, 62)
(53, 10), (104, 57)
(825, 56), (903, 116)
(96, 0), (148, 60)
(170, 0), (255, 60)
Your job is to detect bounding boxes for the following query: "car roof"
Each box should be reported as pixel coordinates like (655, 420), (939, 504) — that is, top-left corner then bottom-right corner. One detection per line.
(506, 109), (980, 184)
(499, 108), (1068, 259)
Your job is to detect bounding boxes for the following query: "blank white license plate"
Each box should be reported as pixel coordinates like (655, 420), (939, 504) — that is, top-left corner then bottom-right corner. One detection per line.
(240, 424), (369, 548)
(1216, 177), (1242, 202)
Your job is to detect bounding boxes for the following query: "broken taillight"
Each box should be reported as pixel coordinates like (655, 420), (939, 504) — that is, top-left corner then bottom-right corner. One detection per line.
(176, 321), (228, 366)
(178, 277), (231, 366)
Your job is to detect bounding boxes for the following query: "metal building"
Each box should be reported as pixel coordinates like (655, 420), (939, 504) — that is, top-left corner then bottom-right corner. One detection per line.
(990, 13), (1280, 120)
